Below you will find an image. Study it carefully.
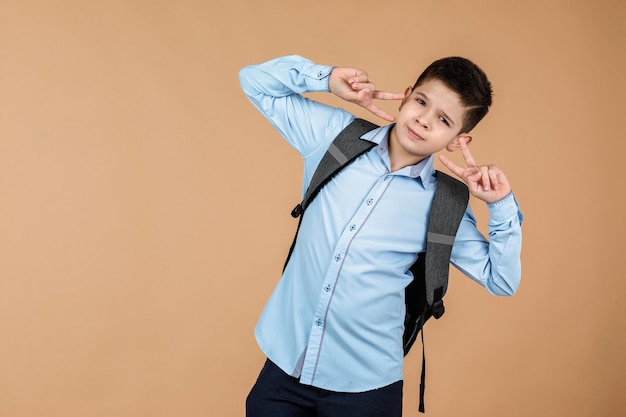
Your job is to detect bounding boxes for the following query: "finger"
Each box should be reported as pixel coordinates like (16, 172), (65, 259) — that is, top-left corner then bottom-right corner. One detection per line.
(367, 105), (396, 122)
(479, 165), (491, 191)
(350, 81), (376, 92)
(438, 154), (465, 178)
(487, 165), (500, 190)
(372, 90), (406, 101)
(459, 139), (478, 168)
(369, 109), (395, 122)
(348, 69), (370, 84)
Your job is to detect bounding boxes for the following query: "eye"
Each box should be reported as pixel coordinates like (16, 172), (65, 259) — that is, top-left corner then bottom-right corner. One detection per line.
(439, 116), (450, 126)
(416, 98), (426, 105)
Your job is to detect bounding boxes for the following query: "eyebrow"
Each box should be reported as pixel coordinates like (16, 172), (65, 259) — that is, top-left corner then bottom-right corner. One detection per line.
(415, 92), (457, 128)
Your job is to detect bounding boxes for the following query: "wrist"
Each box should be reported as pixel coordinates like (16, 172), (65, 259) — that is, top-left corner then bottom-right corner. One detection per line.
(328, 66), (339, 93)
(487, 190), (513, 206)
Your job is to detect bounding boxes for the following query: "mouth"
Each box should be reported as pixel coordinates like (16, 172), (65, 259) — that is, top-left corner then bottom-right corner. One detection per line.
(407, 127), (424, 141)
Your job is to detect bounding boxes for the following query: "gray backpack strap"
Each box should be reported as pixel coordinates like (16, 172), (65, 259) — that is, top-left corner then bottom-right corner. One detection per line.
(285, 118), (379, 271)
(424, 170), (469, 317)
(403, 170), (470, 355)
(291, 118), (379, 218)
(415, 170), (469, 413)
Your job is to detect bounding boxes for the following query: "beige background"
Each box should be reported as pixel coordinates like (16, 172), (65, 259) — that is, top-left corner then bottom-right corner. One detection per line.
(1, 0), (625, 416)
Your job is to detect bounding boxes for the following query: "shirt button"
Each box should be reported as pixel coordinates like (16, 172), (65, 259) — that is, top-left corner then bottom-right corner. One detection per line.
(349, 224), (356, 231)
(366, 198), (374, 205)
(335, 254), (342, 262)
(315, 319), (323, 326)
(324, 285), (331, 292)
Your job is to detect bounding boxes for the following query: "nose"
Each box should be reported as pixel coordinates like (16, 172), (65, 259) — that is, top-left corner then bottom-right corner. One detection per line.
(416, 112), (430, 130)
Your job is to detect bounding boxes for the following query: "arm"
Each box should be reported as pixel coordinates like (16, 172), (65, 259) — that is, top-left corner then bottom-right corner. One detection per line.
(451, 195), (523, 295)
(441, 140), (523, 295)
(239, 55), (344, 156)
(239, 55), (404, 156)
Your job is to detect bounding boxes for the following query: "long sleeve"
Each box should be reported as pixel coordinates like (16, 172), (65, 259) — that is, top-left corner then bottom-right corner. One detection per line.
(451, 192), (523, 296)
(239, 55), (353, 158)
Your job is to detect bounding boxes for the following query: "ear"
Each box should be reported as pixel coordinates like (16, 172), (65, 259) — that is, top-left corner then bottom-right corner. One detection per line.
(398, 86), (413, 111)
(446, 134), (472, 152)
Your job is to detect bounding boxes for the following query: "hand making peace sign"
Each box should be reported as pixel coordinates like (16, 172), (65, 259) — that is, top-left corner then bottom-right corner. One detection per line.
(329, 67), (405, 122)
(439, 138), (512, 204)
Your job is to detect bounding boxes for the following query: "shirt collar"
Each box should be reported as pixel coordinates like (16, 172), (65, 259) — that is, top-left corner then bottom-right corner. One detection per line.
(360, 123), (437, 188)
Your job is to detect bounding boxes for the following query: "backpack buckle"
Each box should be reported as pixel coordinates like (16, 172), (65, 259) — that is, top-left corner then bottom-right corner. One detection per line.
(291, 203), (303, 218)
(431, 300), (445, 319)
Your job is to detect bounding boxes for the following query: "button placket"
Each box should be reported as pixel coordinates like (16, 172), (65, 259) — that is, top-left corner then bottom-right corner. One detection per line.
(302, 173), (395, 384)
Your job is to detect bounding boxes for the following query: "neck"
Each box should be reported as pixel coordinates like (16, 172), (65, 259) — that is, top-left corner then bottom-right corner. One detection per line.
(388, 126), (425, 172)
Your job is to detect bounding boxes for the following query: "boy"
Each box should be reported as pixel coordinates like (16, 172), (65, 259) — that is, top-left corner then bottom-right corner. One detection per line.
(239, 55), (522, 417)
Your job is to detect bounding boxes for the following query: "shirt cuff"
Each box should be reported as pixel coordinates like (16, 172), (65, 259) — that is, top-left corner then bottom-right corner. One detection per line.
(302, 64), (334, 92)
(487, 192), (524, 224)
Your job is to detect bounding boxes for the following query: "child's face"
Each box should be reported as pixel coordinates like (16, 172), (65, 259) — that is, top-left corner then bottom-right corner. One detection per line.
(389, 78), (471, 168)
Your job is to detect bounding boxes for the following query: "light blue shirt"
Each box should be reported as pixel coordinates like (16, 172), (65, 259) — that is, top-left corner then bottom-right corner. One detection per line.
(239, 55), (523, 393)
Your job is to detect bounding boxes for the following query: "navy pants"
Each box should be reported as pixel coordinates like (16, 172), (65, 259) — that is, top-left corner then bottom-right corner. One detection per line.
(246, 359), (403, 417)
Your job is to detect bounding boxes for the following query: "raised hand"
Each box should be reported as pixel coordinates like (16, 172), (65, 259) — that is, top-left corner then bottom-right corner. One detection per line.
(439, 138), (512, 204)
(329, 67), (405, 122)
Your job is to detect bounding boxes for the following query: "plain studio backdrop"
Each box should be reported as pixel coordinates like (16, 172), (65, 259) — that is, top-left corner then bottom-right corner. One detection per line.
(0, 1), (624, 416)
